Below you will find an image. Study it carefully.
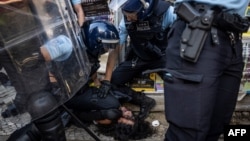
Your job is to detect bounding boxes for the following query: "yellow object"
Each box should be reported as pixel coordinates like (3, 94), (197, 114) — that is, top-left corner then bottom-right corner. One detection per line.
(130, 73), (156, 92)
(243, 6), (250, 37)
(155, 73), (164, 92)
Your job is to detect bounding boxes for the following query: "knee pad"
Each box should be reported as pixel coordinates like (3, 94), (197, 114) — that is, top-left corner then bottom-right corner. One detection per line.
(27, 91), (58, 120)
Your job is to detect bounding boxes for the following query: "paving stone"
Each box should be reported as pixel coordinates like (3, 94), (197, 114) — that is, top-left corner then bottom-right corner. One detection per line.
(1, 83), (250, 141)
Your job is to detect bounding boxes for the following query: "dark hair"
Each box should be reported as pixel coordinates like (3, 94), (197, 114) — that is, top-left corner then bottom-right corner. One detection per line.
(97, 118), (154, 141)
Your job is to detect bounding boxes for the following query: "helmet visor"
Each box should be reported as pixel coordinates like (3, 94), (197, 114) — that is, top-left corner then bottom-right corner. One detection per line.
(97, 42), (118, 57)
(102, 43), (119, 50)
(102, 39), (119, 49)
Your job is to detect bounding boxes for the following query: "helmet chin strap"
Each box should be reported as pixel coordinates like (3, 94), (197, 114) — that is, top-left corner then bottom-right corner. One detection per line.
(140, 0), (149, 9)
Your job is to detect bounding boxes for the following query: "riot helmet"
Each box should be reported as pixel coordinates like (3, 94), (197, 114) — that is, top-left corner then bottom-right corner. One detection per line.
(121, 0), (154, 20)
(82, 20), (119, 58)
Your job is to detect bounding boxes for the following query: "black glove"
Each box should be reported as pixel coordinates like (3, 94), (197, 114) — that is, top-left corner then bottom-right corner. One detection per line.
(97, 80), (112, 98)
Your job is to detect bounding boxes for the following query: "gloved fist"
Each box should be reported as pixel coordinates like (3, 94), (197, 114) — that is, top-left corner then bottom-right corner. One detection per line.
(97, 80), (112, 98)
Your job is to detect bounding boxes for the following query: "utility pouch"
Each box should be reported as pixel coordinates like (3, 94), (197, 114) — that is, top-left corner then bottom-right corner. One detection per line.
(180, 26), (208, 62)
(215, 12), (250, 33)
(175, 3), (214, 62)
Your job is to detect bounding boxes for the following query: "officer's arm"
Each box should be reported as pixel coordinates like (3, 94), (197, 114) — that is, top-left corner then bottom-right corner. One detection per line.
(73, 3), (85, 26)
(40, 46), (51, 61)
(104, 17), (127, 81)
(103, 45), (121, 81)
(40, 35), (73, 62)
(162, 6), (177, 29)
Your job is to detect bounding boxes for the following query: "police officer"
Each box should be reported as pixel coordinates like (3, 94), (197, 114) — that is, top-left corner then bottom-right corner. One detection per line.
(65, 20), (122, 122)
(101, 0), (176, 120)
(163, 0), (250, 141)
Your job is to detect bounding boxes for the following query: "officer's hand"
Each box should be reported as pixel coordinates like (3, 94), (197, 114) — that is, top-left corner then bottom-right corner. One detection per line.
(97, 80), (112, 98)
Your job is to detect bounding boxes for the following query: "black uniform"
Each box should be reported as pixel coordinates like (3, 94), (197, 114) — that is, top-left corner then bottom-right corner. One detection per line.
(109, 0), (176, 120)
(163, 2), (249, 141)
(111, 0), (171, 85)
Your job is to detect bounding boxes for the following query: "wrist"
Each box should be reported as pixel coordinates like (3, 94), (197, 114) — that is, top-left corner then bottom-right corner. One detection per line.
(101, 80), (111, 85)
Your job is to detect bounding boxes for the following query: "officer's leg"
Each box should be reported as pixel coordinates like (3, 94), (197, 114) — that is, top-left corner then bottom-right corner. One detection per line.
(112, 55), (166, 84)
(164, 20), (192, 141)
(164, 20), (227, 141)
(111, 60), (143, 85)
(111, 59), (156, 120)
(206, 39), (244, 141)
(28, 91), (66, 141)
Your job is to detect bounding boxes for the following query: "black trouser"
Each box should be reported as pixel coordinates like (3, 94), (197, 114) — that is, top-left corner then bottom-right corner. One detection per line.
(111, 55), (166, 86)
(164, 20), (244, 141)
(65, 86), (125, 122)
(66, 86), (120, 111)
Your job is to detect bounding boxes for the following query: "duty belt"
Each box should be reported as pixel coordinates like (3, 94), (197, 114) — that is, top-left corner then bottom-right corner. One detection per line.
(192, 2), (249, 33)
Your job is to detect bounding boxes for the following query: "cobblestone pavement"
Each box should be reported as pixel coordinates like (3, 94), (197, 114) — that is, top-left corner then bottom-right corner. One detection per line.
(1, 78), (249, 141)
(0, 110), (168, 141)
(0, 84), (168, 141)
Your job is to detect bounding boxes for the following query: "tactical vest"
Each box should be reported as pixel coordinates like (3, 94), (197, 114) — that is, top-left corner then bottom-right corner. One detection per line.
(125, 0), (170, 61)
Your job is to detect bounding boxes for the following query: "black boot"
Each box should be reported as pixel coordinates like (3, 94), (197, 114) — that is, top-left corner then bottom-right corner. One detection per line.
(131, 91), (156, 120)
(113, 85), (156, 120)
(34, 110), (66, 141)
(7, 123), (41, 141)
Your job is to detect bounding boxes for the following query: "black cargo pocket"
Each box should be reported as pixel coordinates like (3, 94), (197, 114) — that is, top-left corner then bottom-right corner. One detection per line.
(163, 69), (203, 83)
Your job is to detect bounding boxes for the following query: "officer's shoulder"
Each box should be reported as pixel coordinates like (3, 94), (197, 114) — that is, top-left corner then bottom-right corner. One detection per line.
(153, 0), (171, 16)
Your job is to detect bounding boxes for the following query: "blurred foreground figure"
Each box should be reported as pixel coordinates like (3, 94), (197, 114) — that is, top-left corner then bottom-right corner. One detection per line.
(0, 0), (90, 140)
